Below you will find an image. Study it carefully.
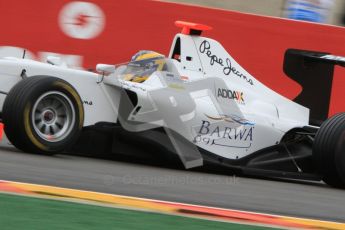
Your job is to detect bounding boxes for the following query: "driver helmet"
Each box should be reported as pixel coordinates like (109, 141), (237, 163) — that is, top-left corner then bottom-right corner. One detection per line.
(124, 50), (167, 83)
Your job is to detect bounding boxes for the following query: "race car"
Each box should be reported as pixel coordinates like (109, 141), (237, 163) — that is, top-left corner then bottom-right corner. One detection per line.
(0, 21), (344, 188)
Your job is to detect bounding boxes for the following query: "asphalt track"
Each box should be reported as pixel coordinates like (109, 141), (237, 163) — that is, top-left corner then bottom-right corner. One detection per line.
(0, 139), (344, 223)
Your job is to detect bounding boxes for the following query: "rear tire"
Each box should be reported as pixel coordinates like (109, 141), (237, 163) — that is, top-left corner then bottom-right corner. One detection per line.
(313, 113), (345, 188)
(2, 76), (84, 154)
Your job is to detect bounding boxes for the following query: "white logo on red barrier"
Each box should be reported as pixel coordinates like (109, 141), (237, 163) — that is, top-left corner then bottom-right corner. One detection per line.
(59, 1), (105, 40)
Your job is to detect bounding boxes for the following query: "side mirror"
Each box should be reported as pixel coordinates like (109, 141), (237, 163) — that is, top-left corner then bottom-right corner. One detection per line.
(96, 64), (116, 75)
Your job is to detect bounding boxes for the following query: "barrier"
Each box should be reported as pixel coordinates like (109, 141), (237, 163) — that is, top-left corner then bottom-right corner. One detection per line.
(0, 0), (344, 116)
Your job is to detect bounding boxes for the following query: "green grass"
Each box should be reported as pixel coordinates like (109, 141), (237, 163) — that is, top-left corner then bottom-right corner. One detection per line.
(0, 193), (276, 230)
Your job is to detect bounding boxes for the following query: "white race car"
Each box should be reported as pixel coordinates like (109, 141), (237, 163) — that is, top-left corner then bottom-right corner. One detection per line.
(0, 21), (344, 188)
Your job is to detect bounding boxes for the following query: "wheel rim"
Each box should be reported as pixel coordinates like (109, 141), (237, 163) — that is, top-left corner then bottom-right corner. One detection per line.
(31, 91), (76, 142)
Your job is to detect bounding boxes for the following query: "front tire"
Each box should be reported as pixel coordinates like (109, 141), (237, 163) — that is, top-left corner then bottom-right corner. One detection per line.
(313, 113), (345, 188)
(2, 76), (84, 154)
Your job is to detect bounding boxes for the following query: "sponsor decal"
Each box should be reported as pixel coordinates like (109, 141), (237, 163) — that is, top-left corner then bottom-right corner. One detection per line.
(217, 88), (245, 104)
(59, 1), (105, 40)
(199, 40), (254, 86)
(194, 120), (254, 149)
(83, 100), (93, 106)
(205, 114), (254, 126)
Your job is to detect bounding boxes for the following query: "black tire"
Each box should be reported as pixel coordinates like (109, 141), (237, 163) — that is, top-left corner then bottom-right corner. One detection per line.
(2, 76), (84, 154)
(313, 113), (345, 188)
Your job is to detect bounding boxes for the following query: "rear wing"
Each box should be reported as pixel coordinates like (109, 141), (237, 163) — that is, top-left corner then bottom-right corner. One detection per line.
(292, 50), (345, 66)
(283, 49), (344, 125)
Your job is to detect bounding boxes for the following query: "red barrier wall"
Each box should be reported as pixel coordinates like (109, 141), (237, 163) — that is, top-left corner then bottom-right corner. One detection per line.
(0, 0), (344, 116)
